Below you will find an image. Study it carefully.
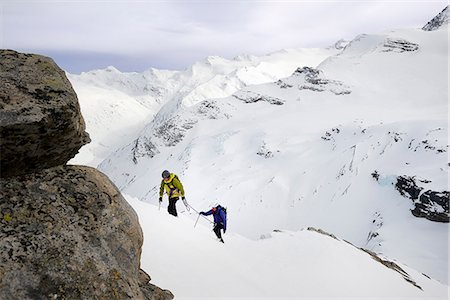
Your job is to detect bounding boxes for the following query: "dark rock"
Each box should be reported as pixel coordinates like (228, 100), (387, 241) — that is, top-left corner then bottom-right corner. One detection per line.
(0, 165), (173, 300)
(276, 80), (293, 89)
(131, 137), (160, 163)
(307, 227), (338, 240)
(257, 143), (275, 158)
(360, 249), (422, 290)
(154, 117), (197, 147)
(0, 50), (90, 177)
(395, 175), (449, 223)
(293, 67), (351, 95)
(233, 91), (285, 105)
(412, 191), (450, 223)
(395, 176), (421, 199)
(422, 6), (449, 31)
(371, 170), (380, 181)
(381, 39), (419, 53)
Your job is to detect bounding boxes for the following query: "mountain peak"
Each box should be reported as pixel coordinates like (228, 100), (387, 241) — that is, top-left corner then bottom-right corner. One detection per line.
(422, 6), (449, 31)
(104, 65), (121, 73)
(205, 55), (227, 65)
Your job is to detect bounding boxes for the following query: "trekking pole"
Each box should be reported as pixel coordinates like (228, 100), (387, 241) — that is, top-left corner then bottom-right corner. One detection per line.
(188, 204), (213, 224)
(194, 214), (201, 228)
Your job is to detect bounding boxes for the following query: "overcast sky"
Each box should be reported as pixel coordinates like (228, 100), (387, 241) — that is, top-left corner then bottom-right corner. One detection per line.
(1, 0), (447, 73)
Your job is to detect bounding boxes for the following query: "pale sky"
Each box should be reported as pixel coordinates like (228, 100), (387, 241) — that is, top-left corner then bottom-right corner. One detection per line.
(1, 0), (447, 73)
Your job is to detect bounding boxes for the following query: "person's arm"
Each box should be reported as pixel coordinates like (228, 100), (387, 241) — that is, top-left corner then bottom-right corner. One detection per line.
(159, 180), (165, 198)
(200, 209), (213, 216)
(173, 177), (185, 198)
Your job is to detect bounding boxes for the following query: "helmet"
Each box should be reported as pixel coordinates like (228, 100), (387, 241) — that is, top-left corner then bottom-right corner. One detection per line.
(162, 170), (170, 179)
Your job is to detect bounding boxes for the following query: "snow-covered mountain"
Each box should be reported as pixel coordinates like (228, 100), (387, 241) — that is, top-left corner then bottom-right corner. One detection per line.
(68, 7), (449, 297)
(93, 9), (449, 288)
(68, 47), (338, 166)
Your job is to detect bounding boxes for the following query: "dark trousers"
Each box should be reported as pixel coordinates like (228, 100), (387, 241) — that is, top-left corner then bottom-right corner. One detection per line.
(168, 197), (178, 216)
(213, 223), (224, 242)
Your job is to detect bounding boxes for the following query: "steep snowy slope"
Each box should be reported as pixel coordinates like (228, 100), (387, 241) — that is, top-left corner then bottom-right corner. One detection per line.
(99, 20), (449, 284)
(67, 77), (154, 166)
(127, 196), (447, 299)
(69, 48), (338, 166)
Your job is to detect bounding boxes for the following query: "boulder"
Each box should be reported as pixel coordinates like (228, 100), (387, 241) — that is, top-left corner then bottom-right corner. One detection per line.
(0, 50), (90, 177)
(0, 165), (173, 300)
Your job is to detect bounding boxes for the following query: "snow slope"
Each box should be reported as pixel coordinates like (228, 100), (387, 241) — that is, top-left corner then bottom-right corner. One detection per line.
(127, 196), (447, 299)
(98, 23), (449, 285)
(69, 48), (338, 167)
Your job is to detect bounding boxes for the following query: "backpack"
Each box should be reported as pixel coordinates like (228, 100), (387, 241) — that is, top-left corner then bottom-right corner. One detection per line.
(217, 205), (227, 220)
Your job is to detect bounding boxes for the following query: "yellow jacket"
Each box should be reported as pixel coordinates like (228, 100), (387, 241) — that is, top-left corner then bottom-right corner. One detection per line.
(159, 173), (185, 199)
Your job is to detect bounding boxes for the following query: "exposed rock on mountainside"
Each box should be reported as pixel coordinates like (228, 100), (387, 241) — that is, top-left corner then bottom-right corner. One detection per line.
(307, 227), (422, 290)
(233, 91), (285, 105)
(288, 67), (351, 95)
(395, 175), (449, 223)
(0, 50), (90, 177)
(422, 6), (449, 31)
(125, 99), (234, 165)
(0, 50), (173, 300)
(381, 39), (419, 53)
(329, 39), (350, 50)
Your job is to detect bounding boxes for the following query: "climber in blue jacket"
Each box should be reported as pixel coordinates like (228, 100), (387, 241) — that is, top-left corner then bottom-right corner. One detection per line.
(200, 205), (227, 243)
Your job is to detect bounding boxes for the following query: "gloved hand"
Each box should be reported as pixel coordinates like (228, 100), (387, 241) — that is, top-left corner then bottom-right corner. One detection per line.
(158, 197), (162, 203)
(182, 196), (186, 201)
(223, 228), (226, 234)
(199, 212), (205, 216)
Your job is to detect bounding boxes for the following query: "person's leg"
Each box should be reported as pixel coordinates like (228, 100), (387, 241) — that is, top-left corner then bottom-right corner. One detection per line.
(168, 197), (179, 216)
(213, 223), (224, 243)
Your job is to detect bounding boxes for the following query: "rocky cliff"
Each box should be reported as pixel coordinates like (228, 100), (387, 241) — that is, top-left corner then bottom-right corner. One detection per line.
(0, 50), (173, 300)
(422, 6), (449, 31)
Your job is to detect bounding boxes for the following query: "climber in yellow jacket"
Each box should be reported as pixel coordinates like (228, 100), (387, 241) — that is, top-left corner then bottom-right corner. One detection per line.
(159, 170), (186, 216)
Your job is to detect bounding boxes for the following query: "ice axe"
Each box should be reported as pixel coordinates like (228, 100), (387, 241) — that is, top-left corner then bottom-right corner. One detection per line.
(182, 197), (190, 212)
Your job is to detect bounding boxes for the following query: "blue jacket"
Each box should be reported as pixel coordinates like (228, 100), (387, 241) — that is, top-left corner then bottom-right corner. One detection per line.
(201, 206), (227, 231)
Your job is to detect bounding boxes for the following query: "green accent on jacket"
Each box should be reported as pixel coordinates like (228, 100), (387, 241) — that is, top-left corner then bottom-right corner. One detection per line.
(159, 173), (185, 199)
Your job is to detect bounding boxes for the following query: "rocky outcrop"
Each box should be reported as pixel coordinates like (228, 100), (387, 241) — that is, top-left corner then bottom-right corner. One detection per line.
(0, 50), (173, 299)
(395, 176), (449, 223)
(306, 227), (422, 290)
(1, 166), (136, 298)
(290, 67), (351, 95)
(422, 6), (449, 31)
(233, 90), (285, 105)
(371, 171), (449, 223)
(0, 50), (90, 177)
(381, 39), (419, 53)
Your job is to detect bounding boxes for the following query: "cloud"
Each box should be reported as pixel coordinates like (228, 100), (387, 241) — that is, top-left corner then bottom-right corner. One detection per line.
(1, 0), (446, 73)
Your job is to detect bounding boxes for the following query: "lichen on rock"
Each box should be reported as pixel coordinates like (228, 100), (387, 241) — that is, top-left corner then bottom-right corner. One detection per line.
(0, 166), (170, 299)
(0, 50), (90, 177)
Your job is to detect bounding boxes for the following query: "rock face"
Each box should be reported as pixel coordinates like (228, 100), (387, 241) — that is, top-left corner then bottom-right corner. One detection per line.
(395, 176), (449, 223)
(0, 50), (90, 177)
(0, 50), (173, 299)
(422, 6), (449, 31)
